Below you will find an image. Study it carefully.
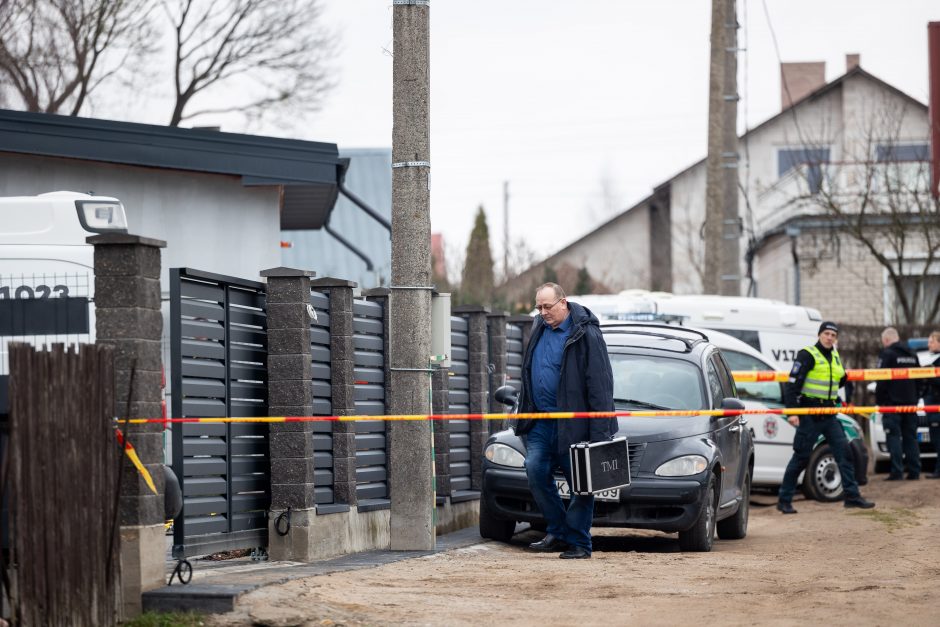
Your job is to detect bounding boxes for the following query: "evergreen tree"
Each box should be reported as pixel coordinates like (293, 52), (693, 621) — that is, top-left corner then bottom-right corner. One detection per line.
(459, 206), (496, 306)
(542, 265), (558, 285)
(575, 266), (592, 295)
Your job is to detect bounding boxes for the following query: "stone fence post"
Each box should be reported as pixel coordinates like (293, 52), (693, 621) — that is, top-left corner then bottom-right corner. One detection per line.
(88, 233), (166, 619)
(453, 305), (490, 491)
(262, 267), (318, 562)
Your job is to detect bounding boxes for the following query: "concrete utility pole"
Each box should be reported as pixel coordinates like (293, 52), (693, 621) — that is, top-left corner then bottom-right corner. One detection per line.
(389, 0), (434, 550)
(703, 0), (741, 295)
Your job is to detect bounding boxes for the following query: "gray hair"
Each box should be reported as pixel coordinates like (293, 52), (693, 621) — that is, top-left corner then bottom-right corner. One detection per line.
(881, 327), (900, 343)
(535, 282), (566, 299)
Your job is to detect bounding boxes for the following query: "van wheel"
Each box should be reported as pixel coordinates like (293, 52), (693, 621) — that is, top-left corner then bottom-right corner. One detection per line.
(679, 474), (716, 552)
(802, 444), (843, 502)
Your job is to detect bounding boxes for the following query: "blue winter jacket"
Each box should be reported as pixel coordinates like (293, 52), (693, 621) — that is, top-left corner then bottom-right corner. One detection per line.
(515, 301), (616, 454)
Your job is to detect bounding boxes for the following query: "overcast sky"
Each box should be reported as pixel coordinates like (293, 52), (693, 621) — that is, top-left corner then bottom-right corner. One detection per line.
(173, 1), (940, 271)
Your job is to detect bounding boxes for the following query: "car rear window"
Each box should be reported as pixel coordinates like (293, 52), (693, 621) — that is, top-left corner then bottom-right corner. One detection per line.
(609, 354), (706, 410)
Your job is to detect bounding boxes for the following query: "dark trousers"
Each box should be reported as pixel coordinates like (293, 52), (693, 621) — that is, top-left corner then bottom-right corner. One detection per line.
(779, 414), (860, 503)
(523, 420), (595, 551)
(931, 419), (940, 476)
(883, 413), (921, 478)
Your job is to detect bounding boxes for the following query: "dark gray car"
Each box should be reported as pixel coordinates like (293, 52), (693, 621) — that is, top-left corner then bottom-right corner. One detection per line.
(480, 324), (754, 552)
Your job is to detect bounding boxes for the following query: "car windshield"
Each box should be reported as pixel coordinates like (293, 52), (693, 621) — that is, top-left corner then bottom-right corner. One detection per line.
(609, 353), (706, 410)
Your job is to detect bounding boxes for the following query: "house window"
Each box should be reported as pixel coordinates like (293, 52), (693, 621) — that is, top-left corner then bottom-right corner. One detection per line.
(875, 143), (929, 162)
(888, 269), (940, 325)
(778, 147), (831, 193)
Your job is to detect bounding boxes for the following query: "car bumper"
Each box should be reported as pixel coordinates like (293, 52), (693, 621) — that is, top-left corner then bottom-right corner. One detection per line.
(482, 465), (708, 533)
(869, 415), (936, 461)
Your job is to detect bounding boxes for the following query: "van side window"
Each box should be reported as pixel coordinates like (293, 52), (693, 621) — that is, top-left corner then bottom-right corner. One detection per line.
(721, 349), (785, 407)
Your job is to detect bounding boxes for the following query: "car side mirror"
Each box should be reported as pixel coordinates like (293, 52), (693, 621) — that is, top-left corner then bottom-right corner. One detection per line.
(721, 397), (745, 411)
(494, 385), (519, 407)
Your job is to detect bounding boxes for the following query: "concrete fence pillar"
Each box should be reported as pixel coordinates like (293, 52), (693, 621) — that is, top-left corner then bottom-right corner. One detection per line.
(261, 267), (319, 562)
(453, 305), (490, 491)
(431, 364), (451, 500)
(312, 278), (359, 507)
(88, 233), (166, 619)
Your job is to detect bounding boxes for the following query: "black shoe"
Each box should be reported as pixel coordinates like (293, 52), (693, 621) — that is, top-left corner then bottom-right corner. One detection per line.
(528, 534), (568, 552)
(559, 546), (591, 559)
(926, 473), (940, 480)
(844, 496), (875, 509)
(906, 474), (920, 480)
(776, 501), (797, 514)
(884, 475), (903, 481)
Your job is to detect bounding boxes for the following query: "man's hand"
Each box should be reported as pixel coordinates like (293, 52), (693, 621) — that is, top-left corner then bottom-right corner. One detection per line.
(787, 415), (800, 427)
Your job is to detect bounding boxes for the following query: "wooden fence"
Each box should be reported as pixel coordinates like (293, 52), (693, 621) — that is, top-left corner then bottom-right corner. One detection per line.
(3, 344), (121, 626)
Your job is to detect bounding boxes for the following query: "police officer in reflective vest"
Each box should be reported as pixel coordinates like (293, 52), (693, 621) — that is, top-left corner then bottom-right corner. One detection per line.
(777, 321), (875, 513)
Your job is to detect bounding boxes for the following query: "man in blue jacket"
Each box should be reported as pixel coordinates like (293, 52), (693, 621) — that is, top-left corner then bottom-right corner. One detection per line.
(515, 283), (615, 559)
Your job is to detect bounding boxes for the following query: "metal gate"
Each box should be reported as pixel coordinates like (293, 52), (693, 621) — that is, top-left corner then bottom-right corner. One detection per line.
(505, 323), (524, 393)
(447, 316), (472, 494)
(353, 298), (388, 508)
(170, 268), (270, 558)
(310, 288), (334, 506)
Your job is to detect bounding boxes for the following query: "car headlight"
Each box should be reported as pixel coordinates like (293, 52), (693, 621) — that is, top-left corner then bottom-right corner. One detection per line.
(655, 455), (707, 477)
(484, 443), (525, 468)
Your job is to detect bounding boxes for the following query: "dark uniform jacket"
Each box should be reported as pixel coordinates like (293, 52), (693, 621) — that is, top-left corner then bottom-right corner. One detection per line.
(515, 301), (616, 454)
(920, 353), (940, 422)
(875, 341), (919, 406)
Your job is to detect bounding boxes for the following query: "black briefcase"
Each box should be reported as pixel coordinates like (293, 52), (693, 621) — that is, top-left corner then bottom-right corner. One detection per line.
(569, 437), (630, 495)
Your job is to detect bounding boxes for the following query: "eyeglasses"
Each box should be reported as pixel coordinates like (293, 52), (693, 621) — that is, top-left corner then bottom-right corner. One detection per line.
(534, 297), (562, 312)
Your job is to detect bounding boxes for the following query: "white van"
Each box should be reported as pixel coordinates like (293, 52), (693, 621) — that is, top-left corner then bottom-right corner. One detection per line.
(0, 191), (128, 413)
(572, 290), (823, 369)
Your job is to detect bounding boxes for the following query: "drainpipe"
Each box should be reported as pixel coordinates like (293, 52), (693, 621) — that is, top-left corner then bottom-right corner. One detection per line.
(786, 225), (801, 305)
(324, 222), (374, 271)
(337, 161), (391, 234)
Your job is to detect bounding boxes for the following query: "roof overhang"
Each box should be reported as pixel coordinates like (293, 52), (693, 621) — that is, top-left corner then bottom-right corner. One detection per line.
(0, 108), (344, 230)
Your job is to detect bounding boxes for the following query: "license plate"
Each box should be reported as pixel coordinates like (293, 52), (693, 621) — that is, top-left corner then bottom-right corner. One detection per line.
(555, 479), (620, 502)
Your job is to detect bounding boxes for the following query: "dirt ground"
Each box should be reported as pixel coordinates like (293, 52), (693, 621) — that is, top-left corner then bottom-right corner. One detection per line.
(210, 475), (940, 627)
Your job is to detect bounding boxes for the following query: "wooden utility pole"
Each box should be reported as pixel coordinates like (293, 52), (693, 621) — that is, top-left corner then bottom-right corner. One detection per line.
(389, 0), (434, 550)
(703, 0), (741, 295)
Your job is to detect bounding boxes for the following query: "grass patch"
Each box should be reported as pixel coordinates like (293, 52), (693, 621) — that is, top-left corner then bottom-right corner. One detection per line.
(123, 611), (205, 627)
(849, 507), (922, 532)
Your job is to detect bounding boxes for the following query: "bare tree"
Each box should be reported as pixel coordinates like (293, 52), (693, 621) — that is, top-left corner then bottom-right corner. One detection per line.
(786, 102), (940, 325)
(0, 0), (154, 114)
(163, 0), (336, 127)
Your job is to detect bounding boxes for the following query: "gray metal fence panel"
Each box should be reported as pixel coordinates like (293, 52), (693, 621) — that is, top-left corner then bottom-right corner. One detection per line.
(353, 298), (388, 505)
(506, 323), (524, 393)
(310, 289), (334, 506)
(171, 268), (269, 558)
(447, 316), (471, 493)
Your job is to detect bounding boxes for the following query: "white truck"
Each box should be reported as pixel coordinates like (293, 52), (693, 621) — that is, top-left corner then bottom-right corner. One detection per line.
(0, 191), (129, 414)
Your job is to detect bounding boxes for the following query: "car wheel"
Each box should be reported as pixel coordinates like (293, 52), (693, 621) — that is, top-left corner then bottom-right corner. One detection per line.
(678, 474), (716, 552)
(479, 495), (515, 542)
(874, 459), (891, 474)
(802, 444), (843, 502)
(717, 471), (750, 540)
